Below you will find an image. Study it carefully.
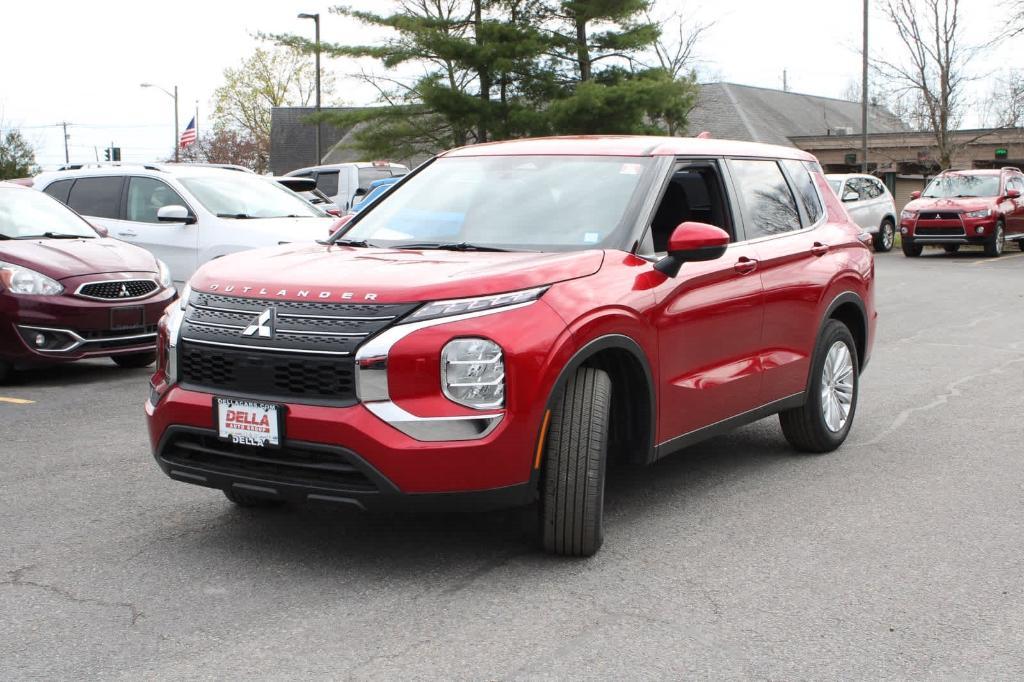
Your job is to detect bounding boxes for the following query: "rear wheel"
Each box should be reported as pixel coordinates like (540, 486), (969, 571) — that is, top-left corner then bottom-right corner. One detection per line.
(111, 352), (157, 369)
(984, 221), (1005, 257)
(779, 319), (859, 453)
(901, 239), (922, 257)
(943, 244), (961, 254)
(1018, 238), (1024, 252)
(224, 488), (285, 508)
(873, 220), (895, 252)
(539, 366), (612, 557)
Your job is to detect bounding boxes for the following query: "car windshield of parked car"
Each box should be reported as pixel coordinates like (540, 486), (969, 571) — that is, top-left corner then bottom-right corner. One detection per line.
(922, 174), (1001, 198)
(179, 174), (326, 219)
(0, 187), (97, 239)
(340, 155), (656, 250)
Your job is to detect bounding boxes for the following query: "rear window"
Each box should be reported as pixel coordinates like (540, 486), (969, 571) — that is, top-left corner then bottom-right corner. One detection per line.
(67, 176), (123, 219)
(43, 179), (74, 204)
(782, 160), (824, 224)
(729, 160), (802, 238)
(357, 166), (405, 191)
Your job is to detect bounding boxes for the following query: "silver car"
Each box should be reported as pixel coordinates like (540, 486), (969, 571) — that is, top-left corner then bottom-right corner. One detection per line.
(827, 173), (898, 252)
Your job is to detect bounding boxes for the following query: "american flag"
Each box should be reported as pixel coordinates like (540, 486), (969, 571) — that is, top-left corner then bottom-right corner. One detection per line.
(179, 117), (197, 148)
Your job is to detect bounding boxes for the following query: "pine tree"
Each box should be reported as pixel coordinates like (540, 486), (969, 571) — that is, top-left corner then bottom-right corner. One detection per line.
(0, 130), (40, 180)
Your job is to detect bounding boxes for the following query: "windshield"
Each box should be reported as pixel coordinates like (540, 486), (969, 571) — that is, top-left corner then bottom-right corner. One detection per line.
(340, 155), (656, 250)
(179, 174), (326, 218)
(0, 188), (97, 239)
(923, 174), (1001, 198)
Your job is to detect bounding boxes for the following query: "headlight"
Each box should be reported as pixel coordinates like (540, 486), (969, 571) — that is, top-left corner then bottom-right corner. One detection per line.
(441, 338), (504, 409)
(406, 286), (548, 323)
(900, 210), (916, 220)
(156, 259), (173, 288)
(0, 261), (64, 296)
(965, 208), (992, 218)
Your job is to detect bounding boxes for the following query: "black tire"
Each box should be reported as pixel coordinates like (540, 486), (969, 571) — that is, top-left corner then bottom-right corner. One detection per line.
(0, 359), (11, 384)
(1018, 239), (1024, 252)
(779, 319), (859, 453)
(224, 488), (284, 508)
(984, 220), (1005, 257)
(111, 352), (157, 369)
(943, 244), (961, 254)
(873, 219), (895, 252)
(901, 239), (922, 257)
(539, 366), (612, 557)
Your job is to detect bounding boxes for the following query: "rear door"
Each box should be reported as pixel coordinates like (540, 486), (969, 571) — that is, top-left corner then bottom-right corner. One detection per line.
(1006, 176), (1024, 236)
(841, 178), (871, 231)
(119, 176), (198, 286)
(729, 157), (832, 404)
(65, 176), (124, 233)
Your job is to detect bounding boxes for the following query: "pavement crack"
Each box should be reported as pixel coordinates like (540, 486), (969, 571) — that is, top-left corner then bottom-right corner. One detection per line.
(1, 565), (142, 626)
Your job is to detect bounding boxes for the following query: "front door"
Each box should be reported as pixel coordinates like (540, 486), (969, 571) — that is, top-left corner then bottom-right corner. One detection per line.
(118, 176), (197, 287)
(644, 160), (766, 443)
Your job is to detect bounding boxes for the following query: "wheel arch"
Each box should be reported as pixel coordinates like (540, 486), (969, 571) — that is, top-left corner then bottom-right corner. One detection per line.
(823, 291), (868, 372)
(545, 334), (656, 467)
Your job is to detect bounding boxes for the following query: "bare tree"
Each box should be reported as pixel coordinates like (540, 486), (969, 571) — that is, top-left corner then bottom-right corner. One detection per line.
(645, 5), (713, 80)
(875, 0), (980, 167)
(980, 70), (1024, 128)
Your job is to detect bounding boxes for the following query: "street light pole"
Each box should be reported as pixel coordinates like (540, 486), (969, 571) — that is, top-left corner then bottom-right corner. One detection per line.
(861, 0), (869, 173)
(299, 12), (322, 164)
(141, 82), (180, 162)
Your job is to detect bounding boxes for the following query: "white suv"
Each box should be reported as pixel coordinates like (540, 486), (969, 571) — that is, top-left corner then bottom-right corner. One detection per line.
(34, 165), (338, 287)
(827, 173), (898, 252)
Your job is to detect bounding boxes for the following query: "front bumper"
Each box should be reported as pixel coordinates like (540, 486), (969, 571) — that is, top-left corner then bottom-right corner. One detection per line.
(901, 215), (997, 245)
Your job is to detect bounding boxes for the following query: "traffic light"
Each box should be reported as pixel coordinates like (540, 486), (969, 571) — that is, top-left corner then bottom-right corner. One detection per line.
(111, 147), (121, 162)
(104, 148), (111, 162)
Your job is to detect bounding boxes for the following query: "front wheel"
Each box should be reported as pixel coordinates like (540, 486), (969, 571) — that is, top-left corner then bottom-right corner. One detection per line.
(111, 352), (157, 369)
(779, 319), (859, 453)
(539, 366), (612, 557)
(984, 221), (1005, 257)
(1018, 239), (1024, 252)
(873, 220), (895, 252)
(901, 239), (922, 257)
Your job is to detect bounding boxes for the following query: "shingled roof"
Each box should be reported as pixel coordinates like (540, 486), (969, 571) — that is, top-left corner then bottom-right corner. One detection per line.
(687, 82), (908, 145)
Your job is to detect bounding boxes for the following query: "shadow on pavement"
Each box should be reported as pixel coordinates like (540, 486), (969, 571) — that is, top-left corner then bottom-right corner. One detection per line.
(6, 359), (151, 389)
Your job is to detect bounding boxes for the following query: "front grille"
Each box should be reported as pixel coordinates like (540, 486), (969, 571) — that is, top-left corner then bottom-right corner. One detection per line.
(162, 431), (378, 493)
(916, 227), (966, 236)
(179, 342), (356, 404)
(177, 291), (417, 403)
(917, 212), (961, 221)
(78, 279), (158, 300)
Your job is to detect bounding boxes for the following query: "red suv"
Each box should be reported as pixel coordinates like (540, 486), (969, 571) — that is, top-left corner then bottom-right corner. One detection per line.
(0, 182), (177, 382)
(899, 167), (1024, 257)
(146, 137), (876, 556)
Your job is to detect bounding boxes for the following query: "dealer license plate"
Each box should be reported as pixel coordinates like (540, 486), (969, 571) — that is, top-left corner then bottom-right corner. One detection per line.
(216, 398), (281, 448)
(110, 305), (144, 330)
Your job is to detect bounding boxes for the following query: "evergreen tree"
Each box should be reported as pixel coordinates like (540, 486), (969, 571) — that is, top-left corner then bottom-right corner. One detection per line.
(0, 130), (40, 180)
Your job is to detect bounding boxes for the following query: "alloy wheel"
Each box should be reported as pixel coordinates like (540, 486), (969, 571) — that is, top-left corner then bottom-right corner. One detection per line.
(820, 341), (854, 433)
(882, 223), (894, 250)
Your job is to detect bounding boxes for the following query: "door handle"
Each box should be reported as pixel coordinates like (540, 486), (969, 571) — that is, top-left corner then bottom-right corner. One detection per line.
(810, 242), (830, 257)
(734, 257), (758, 275)
(117, 231), (138, 238)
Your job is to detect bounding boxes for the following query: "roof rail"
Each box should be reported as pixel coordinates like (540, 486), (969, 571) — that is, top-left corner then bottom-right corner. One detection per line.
(54, 161), (167, 172)
(1002, 166), (1022, 173)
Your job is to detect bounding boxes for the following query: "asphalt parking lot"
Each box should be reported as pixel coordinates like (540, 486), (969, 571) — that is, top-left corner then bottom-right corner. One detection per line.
(3, 247), (1024, 679)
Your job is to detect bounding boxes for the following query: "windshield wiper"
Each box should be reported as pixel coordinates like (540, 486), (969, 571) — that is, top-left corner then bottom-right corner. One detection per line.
(19, 232), (88, 239)
(324, 238), (376, 248)
(393, 241), (511, 252)
(216, 213), (256, 219)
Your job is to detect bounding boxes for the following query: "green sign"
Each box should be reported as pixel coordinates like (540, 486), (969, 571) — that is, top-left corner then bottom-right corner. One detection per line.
(995, 148), (1008, 159)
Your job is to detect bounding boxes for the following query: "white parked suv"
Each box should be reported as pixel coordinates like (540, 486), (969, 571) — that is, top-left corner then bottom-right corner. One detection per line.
(34, 165), (338, 287)
(285, 161), (408, 211)
(827, 173), (898, 252)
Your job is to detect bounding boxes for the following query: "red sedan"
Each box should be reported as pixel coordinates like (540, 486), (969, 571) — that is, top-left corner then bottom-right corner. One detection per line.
(0, 182), (177, 382)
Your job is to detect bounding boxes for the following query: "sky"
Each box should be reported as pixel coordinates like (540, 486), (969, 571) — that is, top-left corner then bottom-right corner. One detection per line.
(0, 0), (1014, 169)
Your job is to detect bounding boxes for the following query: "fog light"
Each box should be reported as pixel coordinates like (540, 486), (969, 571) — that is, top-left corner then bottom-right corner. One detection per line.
(901, 226), (908, 235)
(33, 333), (46, 347)
(976, 226), (985, 235)
(441, 338), (504, 410)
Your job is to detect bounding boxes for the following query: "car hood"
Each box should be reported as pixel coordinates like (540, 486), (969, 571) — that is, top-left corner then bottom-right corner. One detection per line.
(224, 216), (339, 240)
(190, 243), (605, 303)
(905, 197), (996, 213)
(0, 237), (158, 280)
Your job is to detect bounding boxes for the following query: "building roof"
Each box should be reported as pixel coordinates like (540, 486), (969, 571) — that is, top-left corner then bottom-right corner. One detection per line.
(444, 135), (816, 160)
(688, 82), (908, 146)
(269, 107), (360, 176)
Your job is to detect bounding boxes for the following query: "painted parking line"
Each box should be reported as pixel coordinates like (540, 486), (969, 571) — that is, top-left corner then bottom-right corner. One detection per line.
(0, 396), (35, 405)
(971, 252), (1024, 265)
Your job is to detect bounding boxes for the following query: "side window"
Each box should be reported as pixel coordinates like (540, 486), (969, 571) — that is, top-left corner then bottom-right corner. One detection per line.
(315, 171), (339, 197)
(865, 179), (884, 199)
(729, 159), (802, 238)
(66, 176), (123, 219)
(126, 177), (188, 223)
(845, 177), (867, 200)
(1009, 176), (1023, 192)
(643, 161), (734, 254)
(781, 159), (823, 224)
(43, 179), (73, 204)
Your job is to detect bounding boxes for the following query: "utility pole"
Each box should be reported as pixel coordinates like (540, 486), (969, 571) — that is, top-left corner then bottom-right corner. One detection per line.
(299, 12), (322, 164)
(861, 0), (869, 173)
(60, 122), (70, 164)
(782, 69), (788, 92)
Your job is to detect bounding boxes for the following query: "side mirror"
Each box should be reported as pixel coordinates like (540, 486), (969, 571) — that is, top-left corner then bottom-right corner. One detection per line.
(328, 213), (353, 238)
(157, 205), (196, 224)
(654, 222), (730, 277)
(90, 223), (109, 238)
(1006, 188), (1021, 199)
(842, 191), (859, 202)
(910, 190), (922, 200)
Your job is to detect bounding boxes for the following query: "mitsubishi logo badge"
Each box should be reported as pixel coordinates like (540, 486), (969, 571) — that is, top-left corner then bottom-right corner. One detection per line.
(118, 284), (131, 297)
(242, 308), (275, 338)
